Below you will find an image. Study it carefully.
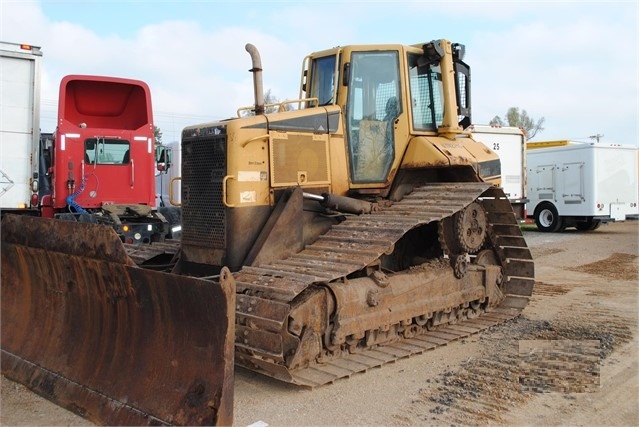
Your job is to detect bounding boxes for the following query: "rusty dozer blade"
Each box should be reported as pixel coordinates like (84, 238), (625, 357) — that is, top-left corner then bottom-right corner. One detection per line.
(1, 214), (235, 426)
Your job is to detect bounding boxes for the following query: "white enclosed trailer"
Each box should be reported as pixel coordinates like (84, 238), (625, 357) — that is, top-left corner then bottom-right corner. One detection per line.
(468, 125), (527, 220)
(0, 42), (42, 211)
(526, 140), (639, 232)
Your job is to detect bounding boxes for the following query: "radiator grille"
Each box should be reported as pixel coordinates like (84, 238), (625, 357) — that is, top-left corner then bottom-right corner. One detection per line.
(182, 134), (226, 248)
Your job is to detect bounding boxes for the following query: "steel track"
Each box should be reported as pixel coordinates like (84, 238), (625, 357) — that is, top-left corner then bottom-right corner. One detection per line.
(234, 182), (535, 387)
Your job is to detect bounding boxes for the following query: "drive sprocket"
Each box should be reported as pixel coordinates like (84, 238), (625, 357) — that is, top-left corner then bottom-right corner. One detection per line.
(438, 201), (487, 256)
(455, 201), (487, 253)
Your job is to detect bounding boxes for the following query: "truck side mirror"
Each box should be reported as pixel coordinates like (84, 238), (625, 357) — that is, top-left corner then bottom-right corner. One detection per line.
(156, 146), (172, 172)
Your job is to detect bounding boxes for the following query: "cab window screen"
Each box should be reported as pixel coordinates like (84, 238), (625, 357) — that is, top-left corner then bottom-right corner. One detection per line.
(408, 52), (444, 131)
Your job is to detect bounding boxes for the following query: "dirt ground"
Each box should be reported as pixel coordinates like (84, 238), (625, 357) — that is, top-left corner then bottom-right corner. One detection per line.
(1, 220), (638, 426)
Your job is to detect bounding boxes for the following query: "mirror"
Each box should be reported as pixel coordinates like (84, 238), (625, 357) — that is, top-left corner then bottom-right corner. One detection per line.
(156, 146), (172, 172)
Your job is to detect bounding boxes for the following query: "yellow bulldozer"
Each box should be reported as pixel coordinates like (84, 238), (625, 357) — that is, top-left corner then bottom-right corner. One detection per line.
(1, 39), (534, 425)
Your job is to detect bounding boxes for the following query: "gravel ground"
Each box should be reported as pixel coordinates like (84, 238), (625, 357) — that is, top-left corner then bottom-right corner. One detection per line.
(2, 220), (638, 426)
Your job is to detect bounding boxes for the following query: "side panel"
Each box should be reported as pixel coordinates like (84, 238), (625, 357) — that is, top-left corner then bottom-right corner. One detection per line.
(0, 43), (41, 209)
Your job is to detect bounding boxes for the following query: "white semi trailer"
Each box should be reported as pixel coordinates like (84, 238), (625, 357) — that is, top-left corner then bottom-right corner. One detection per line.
(526, 140), (639, 232)
(0, 42), (42, 211)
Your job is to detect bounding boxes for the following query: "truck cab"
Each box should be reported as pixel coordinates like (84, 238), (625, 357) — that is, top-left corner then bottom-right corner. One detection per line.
(38, 75), (169, 243)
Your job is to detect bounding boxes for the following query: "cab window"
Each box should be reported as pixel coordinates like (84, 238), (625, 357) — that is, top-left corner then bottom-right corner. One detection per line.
(85, 138), (130, 165)
(309, 55), (337, 106)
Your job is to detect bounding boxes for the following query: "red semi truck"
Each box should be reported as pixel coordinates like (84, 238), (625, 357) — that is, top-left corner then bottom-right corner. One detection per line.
(1, 42), (175, 244)
(39, 74), (171, 243)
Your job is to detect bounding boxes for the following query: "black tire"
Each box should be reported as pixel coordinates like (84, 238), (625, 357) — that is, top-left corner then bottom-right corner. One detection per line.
(576, 218), (601, 231)
(534, 203), (563, 232)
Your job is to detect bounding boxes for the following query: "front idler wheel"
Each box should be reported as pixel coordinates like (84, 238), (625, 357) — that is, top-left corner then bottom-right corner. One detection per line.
(452, 254), (468, 279)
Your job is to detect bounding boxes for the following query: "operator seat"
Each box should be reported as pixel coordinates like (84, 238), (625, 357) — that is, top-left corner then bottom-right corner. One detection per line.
(384, 96), (399, 148)
(122, 150), (130, 164)
(384, 96), (399, 122)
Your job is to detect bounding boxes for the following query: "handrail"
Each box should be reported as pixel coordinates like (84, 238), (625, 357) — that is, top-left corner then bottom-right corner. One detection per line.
(130, 159), (134, 188)
(241, 134), (269, 148)
(169, 177), (182, 206)
(222, 175), (236, 207)
(236, 97), (320, 117)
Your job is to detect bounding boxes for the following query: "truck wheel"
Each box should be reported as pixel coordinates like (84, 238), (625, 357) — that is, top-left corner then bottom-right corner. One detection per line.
(534, 203), (563, 232)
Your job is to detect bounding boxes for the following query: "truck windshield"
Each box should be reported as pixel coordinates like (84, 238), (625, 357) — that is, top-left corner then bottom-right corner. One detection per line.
(407, 52), (444, 131)
(85, 138), (130, 165)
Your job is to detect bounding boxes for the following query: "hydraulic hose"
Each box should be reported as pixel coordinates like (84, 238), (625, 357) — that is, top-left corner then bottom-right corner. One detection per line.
(66, 176), (87, 214)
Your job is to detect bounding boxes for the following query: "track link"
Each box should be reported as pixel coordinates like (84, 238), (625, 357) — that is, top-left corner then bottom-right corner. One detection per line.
(234, 183), (534, 387)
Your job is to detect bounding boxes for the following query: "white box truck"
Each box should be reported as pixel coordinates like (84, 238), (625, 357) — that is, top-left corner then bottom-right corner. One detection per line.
(0, 42), (42, 211)
(468, 125), (527, 220)
(526, 140), (639, 232)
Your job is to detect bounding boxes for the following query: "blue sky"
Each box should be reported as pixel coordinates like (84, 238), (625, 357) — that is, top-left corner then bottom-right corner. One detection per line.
(2, 0), (637, 145)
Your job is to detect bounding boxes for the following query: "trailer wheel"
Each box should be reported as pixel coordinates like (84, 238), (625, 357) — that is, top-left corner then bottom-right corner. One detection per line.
(534, 202), (563, 232)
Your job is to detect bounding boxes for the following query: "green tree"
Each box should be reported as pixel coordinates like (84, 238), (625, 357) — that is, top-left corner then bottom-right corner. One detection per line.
(489, 107), (545, 139)
(154, 125), (163, 146)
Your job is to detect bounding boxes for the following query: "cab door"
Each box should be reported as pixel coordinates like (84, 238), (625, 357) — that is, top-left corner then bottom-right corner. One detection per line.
(345, 50), (401, 184)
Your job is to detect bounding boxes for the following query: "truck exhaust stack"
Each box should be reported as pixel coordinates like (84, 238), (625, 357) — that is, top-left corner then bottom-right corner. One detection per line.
(245, 43), (265, 115)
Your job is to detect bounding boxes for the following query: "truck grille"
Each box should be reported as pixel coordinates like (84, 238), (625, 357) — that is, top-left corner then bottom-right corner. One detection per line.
(181, 133), (226, 249)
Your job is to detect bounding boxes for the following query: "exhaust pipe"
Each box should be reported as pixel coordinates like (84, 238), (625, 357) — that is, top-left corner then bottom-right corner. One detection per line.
(245, 43), (265, 115)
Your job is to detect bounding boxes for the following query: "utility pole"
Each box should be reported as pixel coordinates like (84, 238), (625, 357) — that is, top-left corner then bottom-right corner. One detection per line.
(589, 133), (604, 143)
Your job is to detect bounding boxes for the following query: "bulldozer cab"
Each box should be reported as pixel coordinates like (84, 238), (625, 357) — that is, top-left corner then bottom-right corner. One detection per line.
(301, 40), (472, 188)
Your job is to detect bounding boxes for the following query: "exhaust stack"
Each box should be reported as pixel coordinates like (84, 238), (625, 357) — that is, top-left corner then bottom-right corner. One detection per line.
(245, 43), (265, 115)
